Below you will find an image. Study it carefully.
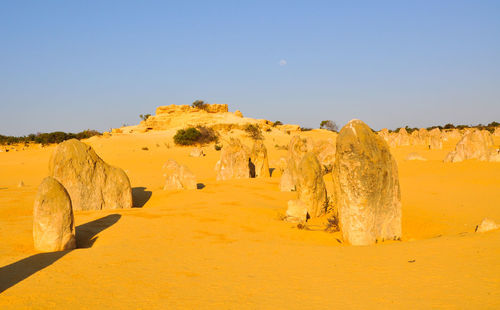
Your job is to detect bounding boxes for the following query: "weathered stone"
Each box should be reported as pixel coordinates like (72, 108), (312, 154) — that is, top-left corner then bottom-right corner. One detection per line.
(377, 128), (390, 143)
(394, 127), (410, 146)
(33, 177), (76, 252)
(313, 139), (336, 173)
(49, 139), (132, 211)
(444, 129), (497, 163)
(190, 147), (205, 157)
(163, 159), (197, 190)
(476, 218), (499, 233)
(285, 200), (308, 223)
(296, 153), (327, 218)
(215, 138), (250, 181)
(333, 119), (402, 245)
(250, 141), (270, 178)
(405, 152), (426, 161)
(280, 136), (312, 191)
(427, 128), (443, 150)
(234, 110), (243, 118)
(494, 128), (500, 137)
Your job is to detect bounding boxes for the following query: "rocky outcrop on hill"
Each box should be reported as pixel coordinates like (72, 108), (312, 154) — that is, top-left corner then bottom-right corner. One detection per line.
(444, 130), (498, 163)
(215, 138), (251, 181)
(163, 159), (197, 190)
(33, 177), (76, 252)
(333, 119), (402, 245)
(49, 139), (133, 211)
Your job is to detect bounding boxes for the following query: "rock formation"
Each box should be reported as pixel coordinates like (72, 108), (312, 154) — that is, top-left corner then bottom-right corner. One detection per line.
(295, 153), (327, 218)
(285, 200), (308, 223)
(444, 130), (498, 163)
(215, 138), (250, 181)
(33, 176), (76, 252)
(163, 159), (197, 190)
(394, 127), (410, 146)
(476, 218), (499, 233)
(49, 139), (133, 211)
(494, 128), (500, 137)
(280, 136), (312, 191)
(190, 147), (205, 157)
(333, 119), (402, 246)
(250, 141), (270, 178)
(427, 128), (443, 150)
(405, 152), (427, 161)
(313, 139), (336, 173)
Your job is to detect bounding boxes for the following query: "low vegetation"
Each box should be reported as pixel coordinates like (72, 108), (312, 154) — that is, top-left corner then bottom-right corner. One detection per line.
(244, 124), (263, 140)
(173, 126), (219, 146)
(320, 120), (338, 132)
(139, 114), (151, 121)
(389, 122), (500, 133)
(0, 130), (101, 146)
(191, 100), (208, 111)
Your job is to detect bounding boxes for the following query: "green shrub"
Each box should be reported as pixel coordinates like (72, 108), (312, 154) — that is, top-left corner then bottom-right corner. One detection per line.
(196, 126), (219, 144)
(0, 130), (101, 146)
(192, 100), (208, 110)
(273, 121), (283, 127)
(320, 120), (338, 132)
(173, 126), (219, 146)
(300, 127), (313, 132)
(214, 144), (222, 151)
(173, 128), (202, 145)
(139, 114), (151, 121)
(245, 124), (263, 140)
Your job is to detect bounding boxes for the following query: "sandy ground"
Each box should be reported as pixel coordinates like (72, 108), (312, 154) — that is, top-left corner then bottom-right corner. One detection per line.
(0, 129), (499, 309)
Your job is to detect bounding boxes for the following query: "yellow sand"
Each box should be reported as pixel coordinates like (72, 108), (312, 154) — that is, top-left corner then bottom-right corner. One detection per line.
(0, 130), (499, 309)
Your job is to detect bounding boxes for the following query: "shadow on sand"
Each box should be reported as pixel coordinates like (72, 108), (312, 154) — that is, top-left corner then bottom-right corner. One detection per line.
(132, 187), (152, 208)
(0, 214), (121, 293)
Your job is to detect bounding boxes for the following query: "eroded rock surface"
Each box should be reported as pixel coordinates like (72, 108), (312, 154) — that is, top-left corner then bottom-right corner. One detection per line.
(296, 153), (327, 218)
(280, 136), (312, 191)
(215, 138), (250, 181)
(250, 141), (270, 178)
(444, 130), (498, 163)
(163, 159), (197, 190)
(333, 119), (402, 245)
(49, 139), (132, 211)
(33, 176), (76, 252)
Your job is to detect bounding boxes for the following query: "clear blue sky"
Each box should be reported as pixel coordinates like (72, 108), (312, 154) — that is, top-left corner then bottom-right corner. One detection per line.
(1, 1), (499, 135)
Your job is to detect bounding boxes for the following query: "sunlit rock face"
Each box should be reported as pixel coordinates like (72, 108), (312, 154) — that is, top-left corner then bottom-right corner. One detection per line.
(49, 139), (132, 211)
(333, 119), (402, 246)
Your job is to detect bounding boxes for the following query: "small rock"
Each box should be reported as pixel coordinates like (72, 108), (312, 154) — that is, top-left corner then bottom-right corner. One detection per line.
(190, 148), (205, 157)
(285, 200), (308, 223)
(163, 159), (197, 190)
(405, 152), (426, 161)
(476, 218), (499, 233)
